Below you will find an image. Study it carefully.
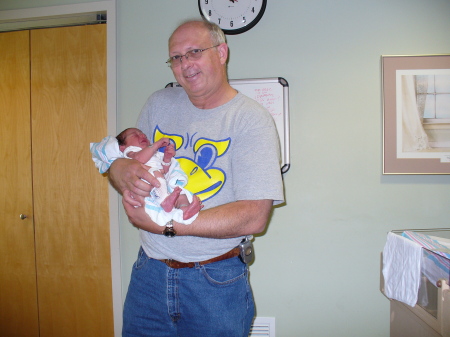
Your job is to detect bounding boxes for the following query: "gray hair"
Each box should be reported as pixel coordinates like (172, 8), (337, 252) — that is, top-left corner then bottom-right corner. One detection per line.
(170, 19), (227, 46)
(202, 20), (227, 45)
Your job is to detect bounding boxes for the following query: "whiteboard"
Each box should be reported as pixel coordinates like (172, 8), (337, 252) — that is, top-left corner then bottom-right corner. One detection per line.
(165, 77), (290, 173)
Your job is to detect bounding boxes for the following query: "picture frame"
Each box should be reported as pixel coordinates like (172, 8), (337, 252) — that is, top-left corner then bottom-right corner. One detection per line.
(382, 54), (450, 174)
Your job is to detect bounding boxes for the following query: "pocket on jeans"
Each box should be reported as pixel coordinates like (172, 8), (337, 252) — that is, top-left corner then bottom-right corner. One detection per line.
(133, 247), (149, 270)
(200, 257), (247, 286)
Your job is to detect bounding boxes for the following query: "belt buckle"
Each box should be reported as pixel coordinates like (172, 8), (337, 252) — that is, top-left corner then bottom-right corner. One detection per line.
(166, 259), (177, 268)
(165, 259), (194, 269)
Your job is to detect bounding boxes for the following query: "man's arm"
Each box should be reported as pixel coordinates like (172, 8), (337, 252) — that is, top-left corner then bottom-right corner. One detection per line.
(122, 195), (272, 238)
(176, 199), (272, 238)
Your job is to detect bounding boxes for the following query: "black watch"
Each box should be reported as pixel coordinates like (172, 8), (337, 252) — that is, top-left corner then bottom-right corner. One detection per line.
(163, 220), (176, 237)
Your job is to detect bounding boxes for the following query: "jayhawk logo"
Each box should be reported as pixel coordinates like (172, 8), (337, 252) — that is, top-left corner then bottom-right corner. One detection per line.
(153, 126), (231, 202)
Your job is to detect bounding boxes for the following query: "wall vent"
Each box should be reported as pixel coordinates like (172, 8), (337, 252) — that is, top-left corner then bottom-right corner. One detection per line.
(249, 317), (276, 337)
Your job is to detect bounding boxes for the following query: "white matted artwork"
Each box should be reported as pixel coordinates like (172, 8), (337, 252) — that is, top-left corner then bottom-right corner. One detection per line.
(382, 55), (450, 174)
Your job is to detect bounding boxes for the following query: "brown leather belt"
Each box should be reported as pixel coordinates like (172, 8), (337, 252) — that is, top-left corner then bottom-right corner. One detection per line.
(159, 247), (240, 269)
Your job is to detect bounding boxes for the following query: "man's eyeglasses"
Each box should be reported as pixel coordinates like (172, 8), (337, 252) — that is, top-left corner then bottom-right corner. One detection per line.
(166, 45), (219, 67)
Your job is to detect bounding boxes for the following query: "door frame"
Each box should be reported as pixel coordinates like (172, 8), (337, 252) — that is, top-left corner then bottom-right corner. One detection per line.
(0, 2), (121, 335)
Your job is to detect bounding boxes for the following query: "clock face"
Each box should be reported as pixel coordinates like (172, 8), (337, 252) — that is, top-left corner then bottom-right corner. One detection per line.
(198, 0), (267, 35)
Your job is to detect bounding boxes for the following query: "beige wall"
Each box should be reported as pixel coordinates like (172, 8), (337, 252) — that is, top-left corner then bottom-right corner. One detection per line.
(2, 0), (450, 336)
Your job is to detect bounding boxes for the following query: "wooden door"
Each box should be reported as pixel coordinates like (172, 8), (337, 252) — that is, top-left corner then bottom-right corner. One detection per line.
(31, 25), (113, 336)
(0, 30), (39, 337)
(0, 24), (113, 337)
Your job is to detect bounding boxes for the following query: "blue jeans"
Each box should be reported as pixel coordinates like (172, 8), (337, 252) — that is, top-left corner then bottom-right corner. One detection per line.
(122, 247), (255, 337)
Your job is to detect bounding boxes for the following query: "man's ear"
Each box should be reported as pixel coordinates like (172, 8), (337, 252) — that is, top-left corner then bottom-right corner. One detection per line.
(217, 43), (229, 65)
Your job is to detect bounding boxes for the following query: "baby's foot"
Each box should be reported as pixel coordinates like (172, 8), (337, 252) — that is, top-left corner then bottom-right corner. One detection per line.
(160, 187), (181, 212)
(181, 195), (204, 220)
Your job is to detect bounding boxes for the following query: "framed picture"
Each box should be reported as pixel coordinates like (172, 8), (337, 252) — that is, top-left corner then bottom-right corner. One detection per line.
(382, 54), (450, 174)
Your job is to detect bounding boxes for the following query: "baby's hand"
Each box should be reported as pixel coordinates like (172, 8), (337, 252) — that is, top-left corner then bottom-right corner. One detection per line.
(155, 137), (170, 148)
(164, 143), (176, 157)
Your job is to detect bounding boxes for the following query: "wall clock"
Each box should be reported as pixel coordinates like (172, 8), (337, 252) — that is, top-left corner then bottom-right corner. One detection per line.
(198, 0), (267, 35)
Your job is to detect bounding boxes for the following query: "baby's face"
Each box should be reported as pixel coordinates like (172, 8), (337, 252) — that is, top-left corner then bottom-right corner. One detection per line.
(123, 128), (150, 148)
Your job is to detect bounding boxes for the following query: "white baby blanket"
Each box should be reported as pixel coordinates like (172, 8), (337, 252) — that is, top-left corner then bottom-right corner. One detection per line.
(402, 231), (450, 260)
(382, 232), (422, 307)
(90, 136), (122, 174)
(90, 136), (198, 226)
(147, 156), (197, 226)
(402, 231), (450, 287)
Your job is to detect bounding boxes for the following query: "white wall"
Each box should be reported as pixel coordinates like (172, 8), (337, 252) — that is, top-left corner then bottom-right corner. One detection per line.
(2, 0), (450, 336)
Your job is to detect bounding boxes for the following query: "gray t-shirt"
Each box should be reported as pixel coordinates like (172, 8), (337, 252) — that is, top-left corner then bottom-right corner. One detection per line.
(136, 87), (284, 262)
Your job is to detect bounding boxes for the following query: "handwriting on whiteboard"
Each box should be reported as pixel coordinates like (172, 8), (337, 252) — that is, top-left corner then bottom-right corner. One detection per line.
(253, 87), (282, 117)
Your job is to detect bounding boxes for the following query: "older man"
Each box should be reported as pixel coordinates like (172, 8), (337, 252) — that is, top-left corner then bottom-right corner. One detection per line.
(111, 20), (284, 337)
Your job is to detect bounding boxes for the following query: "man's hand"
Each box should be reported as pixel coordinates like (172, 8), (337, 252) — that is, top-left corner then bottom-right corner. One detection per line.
(108, 158), (160, 204)
(122, 190), (160, 232)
